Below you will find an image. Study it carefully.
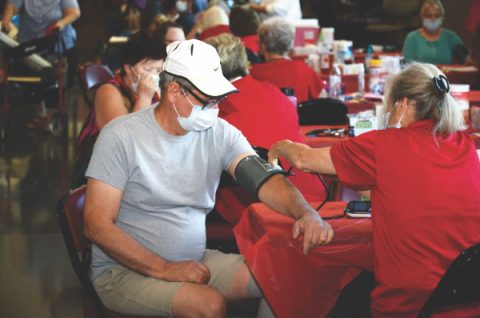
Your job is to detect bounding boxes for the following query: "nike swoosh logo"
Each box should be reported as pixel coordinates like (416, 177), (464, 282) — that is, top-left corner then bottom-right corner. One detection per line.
(213, 66), (219, 71)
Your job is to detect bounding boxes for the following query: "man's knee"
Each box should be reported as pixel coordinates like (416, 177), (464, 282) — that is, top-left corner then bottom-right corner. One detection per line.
(200, 290), (226, 318)
(173, 285), (226, 318)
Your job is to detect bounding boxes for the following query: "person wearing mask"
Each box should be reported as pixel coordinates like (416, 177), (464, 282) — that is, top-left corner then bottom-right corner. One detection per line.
(250, 17), (323, 103)
(206, 33), (327, 203)
(84, 39), (334, 317)
(402, 0), (465, 65)
(162, 0), (195, 35)
(249, 0), (301, 21)
(268, 62), (480, 317)
(73, 30), (164, 186)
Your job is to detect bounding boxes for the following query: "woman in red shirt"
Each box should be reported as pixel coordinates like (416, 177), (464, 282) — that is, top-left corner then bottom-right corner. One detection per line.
(268, 62), (480, 317)
(250, 17), (323, 103)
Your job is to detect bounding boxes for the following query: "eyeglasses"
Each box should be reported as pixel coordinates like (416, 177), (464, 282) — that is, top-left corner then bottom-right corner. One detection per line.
(182, 87), (225, 109)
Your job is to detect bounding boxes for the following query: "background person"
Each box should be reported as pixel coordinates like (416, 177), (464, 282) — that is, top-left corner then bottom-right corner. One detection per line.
(249, 0), (301, 21)
(2, 0), (81, 128)
(402, 0), (465, 65)
(268, 62), (480, 317)
(250, 17), (323, 103)
(73, 30), (165, 187)
(229, 5), (261, 64)
(84, 39), (334, 317)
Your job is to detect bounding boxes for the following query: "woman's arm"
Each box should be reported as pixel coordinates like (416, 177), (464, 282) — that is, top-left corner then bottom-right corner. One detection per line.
(94, 84), (130, 129)
(268, 140), (336, 175)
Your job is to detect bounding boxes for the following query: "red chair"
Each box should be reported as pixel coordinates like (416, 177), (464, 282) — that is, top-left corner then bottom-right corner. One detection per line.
(78, 63), (114, 108)
(57, 186), (165, 318)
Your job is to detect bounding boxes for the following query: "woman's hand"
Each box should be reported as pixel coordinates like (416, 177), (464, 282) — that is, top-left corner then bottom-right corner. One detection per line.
(135, 73), (159, 109)
(269, 140), (314, 172)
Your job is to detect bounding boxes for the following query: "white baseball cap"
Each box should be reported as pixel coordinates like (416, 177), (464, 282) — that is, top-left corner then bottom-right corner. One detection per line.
(163, 39), (238, 98)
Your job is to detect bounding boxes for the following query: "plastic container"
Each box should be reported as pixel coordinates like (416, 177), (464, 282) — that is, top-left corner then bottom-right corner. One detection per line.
(368, 58), (383, 95)
(328, 65), (342, 99)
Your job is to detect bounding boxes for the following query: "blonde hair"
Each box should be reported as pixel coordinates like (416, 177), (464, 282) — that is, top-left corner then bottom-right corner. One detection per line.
(201, 6), (229, 31)
(383, 62), (465, 135)
(420, 0), (444, 17)
(205, 33), (249, 80)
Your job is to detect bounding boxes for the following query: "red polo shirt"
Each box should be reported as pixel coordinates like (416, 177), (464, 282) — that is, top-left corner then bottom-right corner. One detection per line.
(250, 58), (323, 103)
(220, 75), (326, 201)
(330, 120), (480, 317)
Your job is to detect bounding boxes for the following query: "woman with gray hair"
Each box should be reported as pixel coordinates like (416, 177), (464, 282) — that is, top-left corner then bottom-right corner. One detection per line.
(250, 17), (323, 103)
(268, 62), (480, 317)
(206, 33), (328, 204)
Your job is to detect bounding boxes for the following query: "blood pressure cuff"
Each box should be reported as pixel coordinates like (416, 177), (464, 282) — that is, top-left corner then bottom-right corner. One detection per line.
(234, 155), (289, 199)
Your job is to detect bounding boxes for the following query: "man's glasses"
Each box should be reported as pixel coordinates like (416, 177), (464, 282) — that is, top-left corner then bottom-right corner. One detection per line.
(182, 87), (225, 109)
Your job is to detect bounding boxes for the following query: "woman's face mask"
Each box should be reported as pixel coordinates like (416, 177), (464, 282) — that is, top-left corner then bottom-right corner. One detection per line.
(132, 73), (160, 93)
(423, 17), (443, 33)
(176, 0), (188, 13)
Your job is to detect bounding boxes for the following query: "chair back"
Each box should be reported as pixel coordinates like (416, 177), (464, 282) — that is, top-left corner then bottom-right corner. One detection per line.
(418, 243), (480, 318)
(57, 186), (106, 317)
(78, 63), (115, 108)
(298, 98), (348, 126)
(382, 0), (422, 19)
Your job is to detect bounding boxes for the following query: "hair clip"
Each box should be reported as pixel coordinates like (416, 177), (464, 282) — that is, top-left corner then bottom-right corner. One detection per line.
(433, 75), (450, 95)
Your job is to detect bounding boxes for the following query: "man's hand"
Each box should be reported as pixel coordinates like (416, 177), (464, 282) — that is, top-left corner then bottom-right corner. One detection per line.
(293, 213), (334, 254)
(160, 260), (211, 284)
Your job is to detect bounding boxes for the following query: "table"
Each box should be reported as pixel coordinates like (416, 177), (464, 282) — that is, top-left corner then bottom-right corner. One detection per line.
(300, 125), (349, 148)
(234, 202), (373, 318)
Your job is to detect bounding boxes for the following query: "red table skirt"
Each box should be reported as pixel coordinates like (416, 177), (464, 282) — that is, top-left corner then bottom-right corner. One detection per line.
(234, 202), (373, 318)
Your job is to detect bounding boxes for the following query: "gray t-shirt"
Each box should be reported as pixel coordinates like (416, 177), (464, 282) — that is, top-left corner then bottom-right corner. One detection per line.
(86, 105), (253, 280)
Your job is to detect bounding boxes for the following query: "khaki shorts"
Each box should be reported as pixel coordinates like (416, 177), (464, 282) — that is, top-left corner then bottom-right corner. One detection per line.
(93, 250), (245, 317)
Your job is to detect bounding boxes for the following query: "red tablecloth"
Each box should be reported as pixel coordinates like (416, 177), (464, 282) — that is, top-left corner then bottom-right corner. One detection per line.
(234, 202), (373, 318)
(300, 125), (349, 148)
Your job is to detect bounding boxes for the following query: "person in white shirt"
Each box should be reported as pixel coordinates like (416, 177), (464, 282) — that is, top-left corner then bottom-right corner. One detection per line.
(249, 0), (301, 21)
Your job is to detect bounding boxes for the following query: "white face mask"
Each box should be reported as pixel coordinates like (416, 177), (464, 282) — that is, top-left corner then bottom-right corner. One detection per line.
(387, 107), (406, 129)
(176, 0), (188, 13)
(423, 18), (442, 33)
(132, 73), (160, 94)
(173, 97), (219, 131)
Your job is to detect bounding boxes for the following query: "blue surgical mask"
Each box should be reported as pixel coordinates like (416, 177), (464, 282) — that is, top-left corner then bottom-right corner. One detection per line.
(423, 18), (442, 33)
(173, 102), (219, 131)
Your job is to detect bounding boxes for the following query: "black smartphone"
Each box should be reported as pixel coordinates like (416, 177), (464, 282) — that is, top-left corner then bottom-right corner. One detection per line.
(345, 201), (372, 218)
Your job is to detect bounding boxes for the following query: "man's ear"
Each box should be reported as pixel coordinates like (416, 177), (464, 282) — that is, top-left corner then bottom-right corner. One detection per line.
(166, 81), (182, 103)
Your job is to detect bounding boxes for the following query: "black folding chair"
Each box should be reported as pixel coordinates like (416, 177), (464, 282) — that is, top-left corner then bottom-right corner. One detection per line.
(418, 243), (480, 318)
(297, 98), (349, 126)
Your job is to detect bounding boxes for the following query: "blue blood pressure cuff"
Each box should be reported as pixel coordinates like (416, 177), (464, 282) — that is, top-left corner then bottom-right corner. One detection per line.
(234, 155), (289, 198)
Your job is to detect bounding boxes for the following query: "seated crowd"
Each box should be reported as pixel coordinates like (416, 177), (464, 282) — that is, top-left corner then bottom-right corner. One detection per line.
(69, 0), (480, 317)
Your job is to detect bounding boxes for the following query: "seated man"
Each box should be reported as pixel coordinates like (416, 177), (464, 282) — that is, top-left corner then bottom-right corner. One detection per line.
(84, 39), (334, 317)
(250, 17), (323, 103)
